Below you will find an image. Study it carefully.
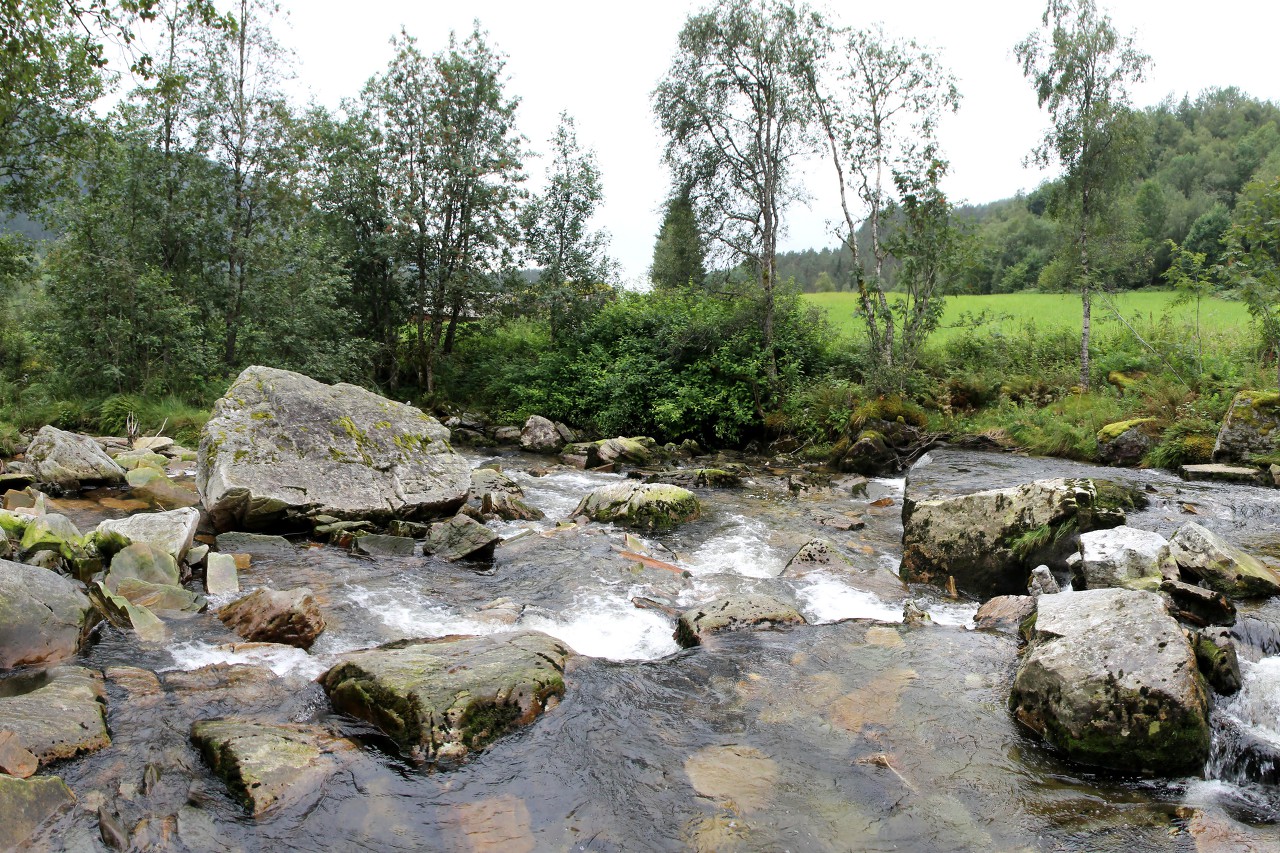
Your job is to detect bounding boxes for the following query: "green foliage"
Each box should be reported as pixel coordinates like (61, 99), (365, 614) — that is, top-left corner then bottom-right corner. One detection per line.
(1220, 174), (1280, 388)
(650, 186), (707, 290)
(0, 422), (22, 457)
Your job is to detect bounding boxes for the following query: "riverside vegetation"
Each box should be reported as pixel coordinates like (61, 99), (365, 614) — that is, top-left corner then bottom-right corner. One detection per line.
(3, 0), (1280, 848)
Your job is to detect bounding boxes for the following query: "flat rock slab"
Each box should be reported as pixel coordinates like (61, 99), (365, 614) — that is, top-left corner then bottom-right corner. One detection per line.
(198, 366), (471, 530)
(96, 507), (200, 563)
(0, 558), (95, 669)
(191, 719), (346, 816)
(355, 533), (417, 558)
(1180, 463), (1264, 484)
(0, 775), (76, 849)
(205, 552), (239, 595)
(215, 532), (294, 558)
(675, 594), (806, 648)
(1009, 588), (1210, 774)
(320, 631), (570, 767)
(0, 666), (110, 764)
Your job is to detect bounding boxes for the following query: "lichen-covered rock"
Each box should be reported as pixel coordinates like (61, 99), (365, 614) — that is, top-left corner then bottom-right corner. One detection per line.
(18, 513), (83, 563)
(782, 539), (853, 576)
(1168, 522), (1280, 598)
(1096, 418), (1157, 467)
(573, 482), (700, 530)
(96, 507), (200, 564)
(644, 468), (742, 489)
(115, 577), (204, 613)
(0, 666), (110, 764)
(1078, 526), (1176, 589)
(588, 437), (653, 468)
(423, 514), (500, 562)
(126, 465), (200, 509)
(832, 419), (934, 477)
(1212, 390), (1280, 464)
(89, 582), (167, 642)
(24, 426), (125, 492)
(519, 415), (563, 454)
(1192, 628), (1242, 695)
(901, 478), (1130, 600)
(674, 594), (806, 648)
(319, 631), (570, 766)
(1028, 565), (1060, 597)
(1009, 588), (1210, 774)
(198, 366), (470, 530)
(467, 468), (524, 501)
(480, 491), (544, 522)
(191, 719), (347, 815)
(0, 559), (95, 669)
(0, 775), (76, 850)
(217, 588), (325, 650)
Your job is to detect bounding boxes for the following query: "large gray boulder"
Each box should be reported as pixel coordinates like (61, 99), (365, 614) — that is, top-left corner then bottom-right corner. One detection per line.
(197, 366), (471, 530)
(96, 507), (200, 564)
(519, 415), (563, 454)
(319, 631), (570, 767)
(1009, 588), (1210, 774)
(901, 478), (1128, 599)
(1168, 522), (1280, 598)
(1212, 390), (1280, 463)
(0, 559), (96, 669)
(24, 426), (125, 492)
(1078, 526), (1176, 589)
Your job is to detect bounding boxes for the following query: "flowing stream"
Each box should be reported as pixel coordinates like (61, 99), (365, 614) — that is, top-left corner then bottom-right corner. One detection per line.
(12, 447), (1280, 850)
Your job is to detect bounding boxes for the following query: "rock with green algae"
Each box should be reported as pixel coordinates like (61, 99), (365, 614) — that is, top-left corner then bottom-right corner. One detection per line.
(572, 482), (700, 530)
(191, 719), (349, 816)
(111, 449), (168, 472)
(319, 631), (570, 767)
(0, 558), (96, 669)
(675, 593), (806, 648)
(0, 666), (111, 764)
(125, 465), (200, 509)
(114, 576), (205, 613)
(1096, 418), (1158, 467)
(106, 542), (181, 589)
(588, 436), (654, 468)
(1168, 521), (1280, 598)
(95, 507), (200, 564)
(198, 365), (471, 530)
(89, 582), (167, 642)
(1009, 587), (1210, 774)
(0, 775), (76, 849)
(1212, 390), (1280, 464)
(18, 513), (83, 562)
(643, 468), (742, 489)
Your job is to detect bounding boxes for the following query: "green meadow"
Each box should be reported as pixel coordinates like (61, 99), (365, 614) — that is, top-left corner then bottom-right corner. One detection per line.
(803, 290), (1252, 345)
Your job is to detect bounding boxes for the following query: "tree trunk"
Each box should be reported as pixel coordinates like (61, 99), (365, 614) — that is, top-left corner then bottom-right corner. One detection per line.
(1079, 221), (1092, 391)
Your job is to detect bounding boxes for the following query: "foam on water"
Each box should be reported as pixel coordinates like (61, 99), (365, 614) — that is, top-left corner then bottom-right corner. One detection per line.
(513, 468), (622, 520)
(346, 584), (504, 639)
(1218, 656), (1280, 750)
(795, 573), (904, 624)
(682, 513), (785, 578)
(521, 595), (681, 661)
(165, 639), (328, 680)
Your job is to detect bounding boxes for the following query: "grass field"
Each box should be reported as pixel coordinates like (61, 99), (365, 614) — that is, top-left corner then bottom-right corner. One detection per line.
(803, 290), (1252, 344)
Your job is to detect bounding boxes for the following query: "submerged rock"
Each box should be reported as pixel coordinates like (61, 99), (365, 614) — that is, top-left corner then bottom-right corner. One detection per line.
(354, 533), (417, 557)
(675, 594), (806, 648)
(0, 666), (111, 764)
(782, 539), (853, 576)
(1078, 526), (1176, 589)
(191, 719), (346, 815)
(0, 558), (96, 669)
(573, 482), (700, 530)
(96, 507), (200, 564)
(0, 775), (76, 850)
(319, 631), (570, 766)
(644, 468), (742, 489)
(215, 531), (294, 558)
(1009, 588), (1210, 774)
(217, 588), (325, 650)
(1168, 522), (1280, 598)
(24, 426), (125, 492)
(901, 478), (1130, 599)
(197, 366), (470, 530)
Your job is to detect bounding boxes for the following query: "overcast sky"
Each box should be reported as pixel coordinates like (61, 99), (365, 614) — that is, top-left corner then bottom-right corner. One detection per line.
(270, 0), (1280, 284)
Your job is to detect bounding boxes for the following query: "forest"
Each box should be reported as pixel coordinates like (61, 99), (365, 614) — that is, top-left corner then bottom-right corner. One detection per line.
(1, 0), (1279, 473)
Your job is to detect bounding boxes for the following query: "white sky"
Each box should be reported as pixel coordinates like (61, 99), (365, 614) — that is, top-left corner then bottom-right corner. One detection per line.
(268, 0), (1280, 284)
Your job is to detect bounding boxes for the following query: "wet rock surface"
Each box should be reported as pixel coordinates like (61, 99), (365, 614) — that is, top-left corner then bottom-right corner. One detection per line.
(423, 514), (500, 562)
(197, 365), (471, 529)
(191, 719), (346, 815)
(319, 631), (570, 766)
(217, 587), (326, 649)
(573, 482), (700, 530)
(0, 774), (76, 849)
(96, 507), (200, 564)
(1168, 522), (1280, 598)
(973, 595), (1035, 635)
(0, 558), (96, 668)
(1010, 588), (1211, 774)
(0, 666), (110, 764)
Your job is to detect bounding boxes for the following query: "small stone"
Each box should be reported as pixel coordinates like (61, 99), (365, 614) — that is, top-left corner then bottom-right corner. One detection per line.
(902, 600), (932, 625)
(782, 539), (853, 575)
(217, 587), (325, 650)
(354, 534), (416, 557)
(1028, 565), (1060, 597)
(423, 514), (500, 562)
(974, 595), (1035, 635)
(0, 730), (39, 778)
(205, 553), (239, 595)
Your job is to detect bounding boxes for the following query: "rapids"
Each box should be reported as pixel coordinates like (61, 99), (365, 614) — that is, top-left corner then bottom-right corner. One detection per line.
(10, 446), (1280, 850)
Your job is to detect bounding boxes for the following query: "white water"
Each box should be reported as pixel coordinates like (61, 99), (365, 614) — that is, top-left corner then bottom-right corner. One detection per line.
(681, 512), (787, 578)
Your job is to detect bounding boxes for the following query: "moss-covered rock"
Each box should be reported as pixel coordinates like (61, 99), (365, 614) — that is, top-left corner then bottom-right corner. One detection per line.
(319, 631), (570, 767)
(24, 426), (125, 492)
(1212, 390), (1280, 463)
(1009, 588), (1210, 774)
(18, 513), (84, 563)
(106, 542), (181, 589)
(572, 482), (700, 530)
(191, 719), (346, 815)
(1096, 418), (1159, 467)
(1168, 522), (1280, 598)
(0, 775), (76, 849)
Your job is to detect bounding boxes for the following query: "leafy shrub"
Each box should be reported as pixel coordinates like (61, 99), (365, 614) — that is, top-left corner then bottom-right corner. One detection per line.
(0, 422), (22, 457)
